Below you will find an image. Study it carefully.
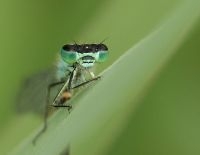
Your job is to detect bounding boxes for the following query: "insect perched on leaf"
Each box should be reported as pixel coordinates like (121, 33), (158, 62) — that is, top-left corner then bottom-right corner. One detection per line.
(17, 43), (108, 144)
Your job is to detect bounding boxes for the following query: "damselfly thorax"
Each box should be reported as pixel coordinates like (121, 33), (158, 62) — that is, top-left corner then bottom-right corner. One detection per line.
(53, 62), (96, 106)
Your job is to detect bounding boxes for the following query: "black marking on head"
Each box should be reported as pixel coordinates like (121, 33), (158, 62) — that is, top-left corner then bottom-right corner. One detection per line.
(62, 43), (108, 53)
(62, 44), (77, 52)
(97, 43), (108, 51)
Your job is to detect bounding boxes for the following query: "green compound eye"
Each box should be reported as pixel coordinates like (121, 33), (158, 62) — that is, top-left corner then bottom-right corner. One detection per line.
(97, 50), (108, 62)
(61, 49), (77, 64)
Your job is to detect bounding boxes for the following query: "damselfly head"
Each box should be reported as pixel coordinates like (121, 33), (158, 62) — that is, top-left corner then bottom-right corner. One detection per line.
(61, 43), (108, 68)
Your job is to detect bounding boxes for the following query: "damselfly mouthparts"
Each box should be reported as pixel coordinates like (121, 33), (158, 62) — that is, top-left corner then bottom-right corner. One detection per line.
(32, 43), (108, 144)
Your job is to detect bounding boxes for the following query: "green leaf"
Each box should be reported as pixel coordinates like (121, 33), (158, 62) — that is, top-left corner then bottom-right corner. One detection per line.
(10, 0), (200, 155)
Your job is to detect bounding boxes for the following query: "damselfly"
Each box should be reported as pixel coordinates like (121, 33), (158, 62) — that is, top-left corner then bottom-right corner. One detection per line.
(27, 43), (109, 143)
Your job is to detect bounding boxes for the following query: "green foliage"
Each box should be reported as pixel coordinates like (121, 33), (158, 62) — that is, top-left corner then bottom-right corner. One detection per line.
(8, 0), (200, 155)
(0, 0), (200, 154)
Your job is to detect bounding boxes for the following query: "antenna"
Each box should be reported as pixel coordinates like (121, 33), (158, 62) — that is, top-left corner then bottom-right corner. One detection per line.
(100, 37), (109, 44)
(72, 40), (78, 45)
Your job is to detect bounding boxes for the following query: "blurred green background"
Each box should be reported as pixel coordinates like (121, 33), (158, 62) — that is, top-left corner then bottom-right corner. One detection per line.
(0, 0), (200, 154)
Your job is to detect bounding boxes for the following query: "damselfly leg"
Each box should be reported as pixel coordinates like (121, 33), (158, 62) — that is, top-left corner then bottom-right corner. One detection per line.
(32, 80), (66, 144)
(32, 66), (100, 144)
(72, 76), (101, 89)
(32, 67), (75, 144)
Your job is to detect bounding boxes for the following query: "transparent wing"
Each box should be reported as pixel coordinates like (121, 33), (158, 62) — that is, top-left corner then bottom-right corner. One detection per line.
(16, 67), (63, 115)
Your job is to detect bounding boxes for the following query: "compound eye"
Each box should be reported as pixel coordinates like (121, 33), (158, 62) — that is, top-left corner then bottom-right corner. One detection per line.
(97, 50), (108, 62)
(61, 45), (77, 64)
